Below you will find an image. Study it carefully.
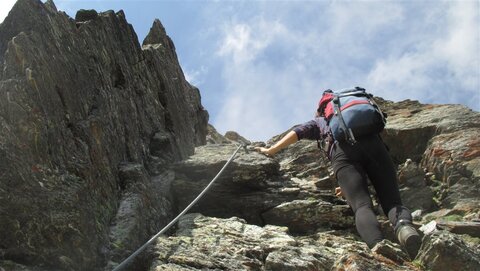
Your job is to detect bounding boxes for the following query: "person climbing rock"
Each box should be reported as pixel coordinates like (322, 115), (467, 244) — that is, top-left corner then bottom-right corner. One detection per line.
(256, 87), (422, 259)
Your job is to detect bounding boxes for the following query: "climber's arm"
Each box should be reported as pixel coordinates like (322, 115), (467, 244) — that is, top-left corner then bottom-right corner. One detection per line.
(256, 130), (298, 156)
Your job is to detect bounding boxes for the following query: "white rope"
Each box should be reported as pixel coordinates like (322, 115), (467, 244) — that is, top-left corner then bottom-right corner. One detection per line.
(112, 144), (245, 271)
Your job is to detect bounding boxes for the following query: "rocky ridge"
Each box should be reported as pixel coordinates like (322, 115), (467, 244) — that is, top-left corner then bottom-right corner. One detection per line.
(0, 0), (207, 270)
(0, 1), (479, 271)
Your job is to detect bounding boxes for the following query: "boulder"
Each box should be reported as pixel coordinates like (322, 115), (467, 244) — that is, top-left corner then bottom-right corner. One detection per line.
(400, 186), (435, 212)
(205, 124), (230, 144)
(224, 130), (251, 145)
(106, 167), (175, 266)
(262, 199), (354, 233)
(397, 159), (436, 212)
(436, 221), (480, 238)
(417, 231), (480, 271)
(171, 144), (300, 225)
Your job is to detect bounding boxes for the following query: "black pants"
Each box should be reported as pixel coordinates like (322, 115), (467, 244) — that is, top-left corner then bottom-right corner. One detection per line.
(331, 134), (412, 248)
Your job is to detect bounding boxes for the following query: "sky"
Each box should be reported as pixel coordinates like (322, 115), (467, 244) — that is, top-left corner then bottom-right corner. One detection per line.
(1, 0), (479, 142)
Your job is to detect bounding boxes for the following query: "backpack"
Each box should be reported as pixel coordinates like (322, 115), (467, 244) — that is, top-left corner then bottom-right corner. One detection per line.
(317, 87), (386, 144)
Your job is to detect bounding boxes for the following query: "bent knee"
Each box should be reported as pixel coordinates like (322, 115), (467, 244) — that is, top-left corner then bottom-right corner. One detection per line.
(353, 201), (374, 214)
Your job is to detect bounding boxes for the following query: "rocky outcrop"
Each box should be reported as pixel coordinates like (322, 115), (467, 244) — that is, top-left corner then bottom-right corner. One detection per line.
(172, 144), (285, 225)
(163, 99), (479, 271)
(416, 231), (480, 271)
(206, 124), (231, 144)
(0, 0), (207, 270)
(205, 124), (251, 145)
(171, 143), (350, 230)
(143, 213), (418, 271)
(141, 213), (480, 271)
(397, 160), (436, 212)
(382, 100), (479, 206)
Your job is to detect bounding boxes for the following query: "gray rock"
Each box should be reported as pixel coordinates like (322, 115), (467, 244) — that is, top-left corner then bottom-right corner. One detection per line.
(75, 9), (98, 22)
(224, 130), (251, 145)
(206, 124), (230, 144)
(171, 144), (300, 225)
(397, 159), (436, 211)
(173, 144), (279, 188)
(145, 214), (416, 271)
(0, 261), (52, 271)
(371, 240), (410, 264)
(273, 135), (331, 181)
(400, 186), (435, 212)
(419, 220), (438, 236)
(423, 129), (480, 208)
(107, 169), (175, 265)
(397, 159), (426, 187)
(331, 252), (417, 271)
(379, 100), (479, 216)
(411, 209), (423, 221)
(0, 0), (207, 269)
(262, 199), (354, 233)
(436, 221), (480, 238)
(417, 231), (480, 271)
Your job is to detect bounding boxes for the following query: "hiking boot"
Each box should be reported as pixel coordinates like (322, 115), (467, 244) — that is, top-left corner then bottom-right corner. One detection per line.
(395, 220), (422, 259)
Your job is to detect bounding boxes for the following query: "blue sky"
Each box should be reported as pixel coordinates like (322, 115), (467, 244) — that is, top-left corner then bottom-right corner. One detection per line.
(1, 0), (479, 141)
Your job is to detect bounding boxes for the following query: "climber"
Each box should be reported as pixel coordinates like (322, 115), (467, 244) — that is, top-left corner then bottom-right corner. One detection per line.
(256, 87), (422, 259)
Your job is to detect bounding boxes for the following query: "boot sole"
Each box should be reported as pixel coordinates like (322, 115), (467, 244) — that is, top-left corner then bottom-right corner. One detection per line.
(405, 233), (421, 260)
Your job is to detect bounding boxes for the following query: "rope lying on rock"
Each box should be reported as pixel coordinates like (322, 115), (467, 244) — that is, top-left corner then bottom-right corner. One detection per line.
(112, 143), (247, 271)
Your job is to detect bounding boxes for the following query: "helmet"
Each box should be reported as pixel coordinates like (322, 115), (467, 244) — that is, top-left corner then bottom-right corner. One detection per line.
(317, 89), (334, 116)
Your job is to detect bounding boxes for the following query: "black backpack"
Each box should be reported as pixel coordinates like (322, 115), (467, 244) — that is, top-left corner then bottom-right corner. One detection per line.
(317, 87), (386, 144)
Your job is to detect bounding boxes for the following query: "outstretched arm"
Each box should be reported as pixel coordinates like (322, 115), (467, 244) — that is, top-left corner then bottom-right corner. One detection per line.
(256, 130), (298, 156)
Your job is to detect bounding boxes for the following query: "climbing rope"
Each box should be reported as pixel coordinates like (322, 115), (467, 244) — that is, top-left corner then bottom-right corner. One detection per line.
(112, 143), (247, 271)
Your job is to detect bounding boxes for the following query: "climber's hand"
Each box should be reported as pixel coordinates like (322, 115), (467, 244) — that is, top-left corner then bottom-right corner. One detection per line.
(255, 147), (276, 157)
(335, 187), (343, 198)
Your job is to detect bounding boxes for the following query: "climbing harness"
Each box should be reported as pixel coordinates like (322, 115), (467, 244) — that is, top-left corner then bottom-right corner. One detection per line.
(112, 143), (248, 271)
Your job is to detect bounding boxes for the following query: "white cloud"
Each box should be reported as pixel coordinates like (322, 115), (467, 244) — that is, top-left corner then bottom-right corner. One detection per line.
(217, 18), (287, 65)
(210, 1), (479, 142)
(213, 17), (308, 141)
(184, 65), (208, 86)
(0, 0), (17, 24)
(212, 3), (409, 141)
(438, 1), (479, 90)
(367, 53), (434, 101)
(367, 1), (480, 109)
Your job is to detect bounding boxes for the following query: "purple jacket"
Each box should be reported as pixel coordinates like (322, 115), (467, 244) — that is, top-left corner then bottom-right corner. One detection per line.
(293, 117), (335, 159)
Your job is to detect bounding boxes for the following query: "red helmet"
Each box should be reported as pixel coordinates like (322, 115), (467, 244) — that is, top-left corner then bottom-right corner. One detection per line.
(317, 89), (334, 118)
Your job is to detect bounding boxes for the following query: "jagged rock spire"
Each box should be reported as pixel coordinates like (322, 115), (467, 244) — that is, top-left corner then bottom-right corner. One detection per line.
(143, 19), (175, 51)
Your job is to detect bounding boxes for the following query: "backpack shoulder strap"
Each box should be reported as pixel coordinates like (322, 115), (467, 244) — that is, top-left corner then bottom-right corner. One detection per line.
(331, 95), (357, 144)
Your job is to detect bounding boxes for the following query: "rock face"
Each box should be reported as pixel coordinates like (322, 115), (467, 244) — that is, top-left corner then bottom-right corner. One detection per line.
(160, 100), (479, 271)
(144, 213), (418, 271)
(0, 0), (207, 270)
(416, 231), (480, 271)
(171, 144), (352, 230)
(1, 1), (479, 271)
(380, 99), (480, 204)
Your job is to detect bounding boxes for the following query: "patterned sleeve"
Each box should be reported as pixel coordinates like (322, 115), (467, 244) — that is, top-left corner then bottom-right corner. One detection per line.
(293, 120), (321, 140)
(294, 117), (330, 141)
